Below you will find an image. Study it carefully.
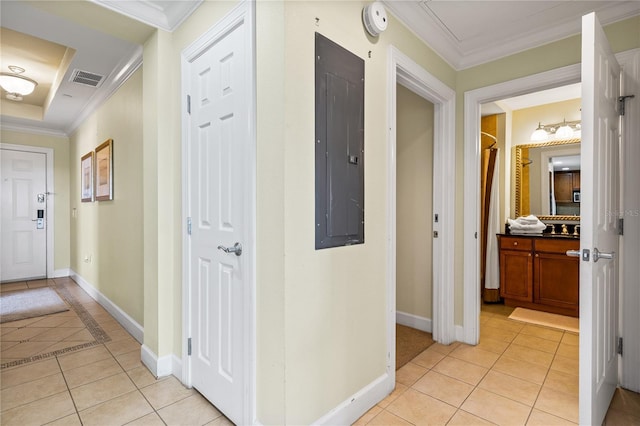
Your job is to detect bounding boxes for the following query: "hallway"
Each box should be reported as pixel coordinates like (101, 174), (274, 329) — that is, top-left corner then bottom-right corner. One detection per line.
(1, 277), (232, 425)
(1, 278), (639, 425)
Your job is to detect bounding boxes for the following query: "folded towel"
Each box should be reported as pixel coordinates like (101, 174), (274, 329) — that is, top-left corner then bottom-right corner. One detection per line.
(508, 216), (546, 234)
(510, 229), (545, 235)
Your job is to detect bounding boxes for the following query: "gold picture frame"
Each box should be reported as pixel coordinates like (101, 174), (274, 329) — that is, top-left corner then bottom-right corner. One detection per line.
(95, 139), (113, 201)
(81, 151), (94, 202)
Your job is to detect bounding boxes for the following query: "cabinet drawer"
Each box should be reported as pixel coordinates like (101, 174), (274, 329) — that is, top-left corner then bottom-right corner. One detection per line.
(500, 237), (533, 251)
(535, 238), (579, 254)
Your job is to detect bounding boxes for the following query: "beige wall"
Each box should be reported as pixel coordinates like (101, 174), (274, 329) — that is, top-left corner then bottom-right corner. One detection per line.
(69, 69), (144, 325)
(0, 130), (70, 272)
(396, 84), (434, 320)
(279, 2), (455, 423)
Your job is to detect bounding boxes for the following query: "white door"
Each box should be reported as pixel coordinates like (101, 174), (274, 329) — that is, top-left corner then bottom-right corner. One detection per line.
(185, 13), (250, 426)
(1, 149), (47, 281)
(579, 12), (621, 425)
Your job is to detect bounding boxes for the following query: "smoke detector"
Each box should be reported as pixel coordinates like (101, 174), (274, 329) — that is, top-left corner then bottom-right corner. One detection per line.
(362, 2), (388, 37)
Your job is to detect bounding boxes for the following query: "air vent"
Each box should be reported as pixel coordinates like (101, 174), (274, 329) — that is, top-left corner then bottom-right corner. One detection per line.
(70, 69), (104, 88)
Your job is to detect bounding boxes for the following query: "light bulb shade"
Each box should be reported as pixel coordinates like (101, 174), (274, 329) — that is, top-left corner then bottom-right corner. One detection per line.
(555, 124), (573, 139)
(530, 123), (548, 142)
(0, 73), (37, 96)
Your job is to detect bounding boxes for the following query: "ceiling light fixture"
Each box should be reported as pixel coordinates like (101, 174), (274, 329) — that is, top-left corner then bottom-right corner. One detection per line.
(530, 119), (581, 141)
(0, 65), (38, 101)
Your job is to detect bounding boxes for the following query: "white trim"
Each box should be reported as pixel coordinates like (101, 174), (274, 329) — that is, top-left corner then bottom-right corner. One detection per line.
(70, 270), (144, 343)
(53, 268), (71, 278)
(140, 344), (178, 378)
(396, 311), (432, 333)
(462, 49), (637, 346)
(312, 373), (392, 426)
(387, 47), (456, 374)
(0, 124), (68, 138)
(180, 2), (256, 425)
(0, 143), (55, 279)
(91, 0), (203, 32)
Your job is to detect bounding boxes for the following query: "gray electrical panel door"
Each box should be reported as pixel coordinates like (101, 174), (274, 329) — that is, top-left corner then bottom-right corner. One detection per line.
(315, 33), (364, 249)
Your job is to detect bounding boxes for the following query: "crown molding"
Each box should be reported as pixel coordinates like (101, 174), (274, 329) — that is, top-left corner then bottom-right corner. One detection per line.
(90, 0), (202, 32)
(384, 1), (640, 71)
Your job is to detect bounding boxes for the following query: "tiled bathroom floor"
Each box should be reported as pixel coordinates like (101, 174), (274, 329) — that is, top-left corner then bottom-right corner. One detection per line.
(1, 279), (638, 425)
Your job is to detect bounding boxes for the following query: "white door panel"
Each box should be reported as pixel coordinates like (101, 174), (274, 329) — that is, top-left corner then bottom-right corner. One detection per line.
(580, 12), (621, 426)
(186, 13), (248, 425)
(1, 149), (47, 281)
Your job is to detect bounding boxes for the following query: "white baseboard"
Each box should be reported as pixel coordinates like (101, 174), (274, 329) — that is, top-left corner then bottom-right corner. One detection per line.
(141, 344), (179, 378)
(70, 270), (144, 343)
(396, 311), (432, 333)
(455, 325), (468, 344)
(312, 372), (393, 426)
(52, 268), (71, 278)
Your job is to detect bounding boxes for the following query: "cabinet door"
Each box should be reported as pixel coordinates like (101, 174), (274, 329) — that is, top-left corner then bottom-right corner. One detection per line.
(554, 172), (573, 202)
(534, 252), (579, 313)
(500, 250), (533, 302)
(572, 171), (581, 190)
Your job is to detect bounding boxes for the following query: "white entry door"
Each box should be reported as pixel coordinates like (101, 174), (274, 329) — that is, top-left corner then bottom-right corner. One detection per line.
(1, 149), (47, 281)
(579, 12), (621, 425)
(184, 7), (252, 426)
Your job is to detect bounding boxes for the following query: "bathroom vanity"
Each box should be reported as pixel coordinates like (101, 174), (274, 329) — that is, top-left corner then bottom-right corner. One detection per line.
(498, 234), (579, 317)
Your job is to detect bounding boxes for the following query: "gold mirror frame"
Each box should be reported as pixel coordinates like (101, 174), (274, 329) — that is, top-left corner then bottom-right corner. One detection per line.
(515, 138), (581, 222)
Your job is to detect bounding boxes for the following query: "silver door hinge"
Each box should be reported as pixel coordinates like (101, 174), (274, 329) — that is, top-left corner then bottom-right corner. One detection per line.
(187, 217), (192, 235)
(617, 337), (623, 356)
(188, 338), (192, 356)
(619, 218), (624, 235)
(187, 95), (191, 114)
(434, 214), (439, 223)
(619, 95), (635, 116)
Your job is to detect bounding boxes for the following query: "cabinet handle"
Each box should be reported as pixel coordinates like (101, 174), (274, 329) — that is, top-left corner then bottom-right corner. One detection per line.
(513, 241), (518, 246)
(535, 254), (539, 257)
(528, 253), (532, 257)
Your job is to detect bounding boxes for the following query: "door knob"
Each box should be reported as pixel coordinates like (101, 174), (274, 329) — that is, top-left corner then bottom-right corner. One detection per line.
(217, 242), (242, 256)
(593, 247), (614, 262)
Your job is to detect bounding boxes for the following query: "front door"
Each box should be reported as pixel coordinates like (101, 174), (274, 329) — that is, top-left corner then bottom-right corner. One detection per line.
(1, 149), (47, 281)
(579, 12), (621, 425)
(184, 9), (252, 425)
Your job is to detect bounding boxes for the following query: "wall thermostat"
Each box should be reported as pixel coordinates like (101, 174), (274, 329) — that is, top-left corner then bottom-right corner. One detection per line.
(362, 1), (388, 37)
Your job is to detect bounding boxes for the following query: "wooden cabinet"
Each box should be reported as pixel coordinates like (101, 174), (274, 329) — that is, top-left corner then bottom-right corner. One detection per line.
(554, 171), (580, 202)
(498, 235), (579, 317)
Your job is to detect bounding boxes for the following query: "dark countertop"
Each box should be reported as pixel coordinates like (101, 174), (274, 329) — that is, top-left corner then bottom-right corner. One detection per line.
(498, 233), (580, 239)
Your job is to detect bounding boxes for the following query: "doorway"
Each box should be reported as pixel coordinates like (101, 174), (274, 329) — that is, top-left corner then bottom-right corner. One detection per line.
(386, 47), (456, 385)
(0, 144), (55, 282)
(395, 84), (435, 368)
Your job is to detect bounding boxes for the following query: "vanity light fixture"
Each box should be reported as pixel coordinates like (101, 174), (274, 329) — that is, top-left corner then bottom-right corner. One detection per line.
(530, 119), (581, 141)
(530, 122), (549, 141)
(0, 65), (38, 101)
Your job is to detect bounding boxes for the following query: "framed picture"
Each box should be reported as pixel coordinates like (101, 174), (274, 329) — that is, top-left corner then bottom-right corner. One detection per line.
(81, 151), (94, 202)
(95, 139), (113, 201)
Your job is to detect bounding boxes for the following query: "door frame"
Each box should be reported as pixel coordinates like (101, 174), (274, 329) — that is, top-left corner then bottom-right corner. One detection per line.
(180, 2), (256, 424)
(387, 46), (456, 375)
(0, 143), (55, 279)
(461, 64), (581, 345)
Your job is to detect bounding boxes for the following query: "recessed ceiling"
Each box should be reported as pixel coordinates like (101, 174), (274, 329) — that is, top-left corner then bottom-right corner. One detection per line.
(383, 1), (640, 70)
(0, 1), (200, 137)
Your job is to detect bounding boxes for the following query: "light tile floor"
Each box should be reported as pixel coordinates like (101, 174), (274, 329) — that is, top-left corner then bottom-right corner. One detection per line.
(2, 279), (638, 425)
(355, 303), (640, 426)
(1, 278), (232, 425)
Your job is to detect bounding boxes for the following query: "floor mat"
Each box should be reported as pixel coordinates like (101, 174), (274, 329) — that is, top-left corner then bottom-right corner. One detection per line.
(508, 307), (579, 333)
(396, 324), (434, 369)
(1, 287), (69, 323)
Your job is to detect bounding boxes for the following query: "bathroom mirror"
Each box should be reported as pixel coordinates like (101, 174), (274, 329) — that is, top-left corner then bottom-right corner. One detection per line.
(514, 138), (581, 221)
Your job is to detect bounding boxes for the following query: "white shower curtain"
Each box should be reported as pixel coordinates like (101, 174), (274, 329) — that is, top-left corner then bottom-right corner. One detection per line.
(485, 150), (501, 291)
